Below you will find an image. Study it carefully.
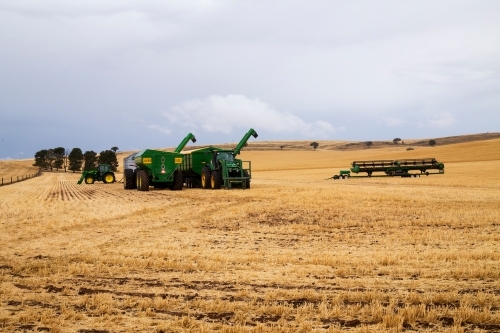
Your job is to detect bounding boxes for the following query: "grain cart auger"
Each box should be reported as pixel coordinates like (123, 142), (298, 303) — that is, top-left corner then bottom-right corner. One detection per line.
(327, 158), (445, 179)
(77, 164), (116, 184)
(180, 128), (258, 190)
(124, 133), (197, 191)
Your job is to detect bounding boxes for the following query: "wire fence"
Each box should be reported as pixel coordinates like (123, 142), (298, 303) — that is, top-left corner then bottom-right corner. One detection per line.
(0, 169), (42, 186)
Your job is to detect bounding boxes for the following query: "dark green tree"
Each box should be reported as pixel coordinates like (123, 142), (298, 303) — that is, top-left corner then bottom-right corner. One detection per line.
(366, 141), (373, 148)
(53, 147), (66, 171)
(68, 148), (84, 172)
(280, 145), (285, 150)
(33, 149), (49, 169)
(393, 138), (402, 144)
(62, 149), (69, 172)
(310, 142), (319, 150)
(98, 150), (119, 171)
(45, 149), (56, 170)
(429, 139), (436, 147)
(111, 146), (119, 153)
(83, 151), (98, 171)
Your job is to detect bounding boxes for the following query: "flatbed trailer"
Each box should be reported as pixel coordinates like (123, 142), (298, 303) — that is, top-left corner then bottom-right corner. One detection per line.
(328, 158), (445, 179)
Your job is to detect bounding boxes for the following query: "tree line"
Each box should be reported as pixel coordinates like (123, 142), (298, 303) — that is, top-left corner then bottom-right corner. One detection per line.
(33, 147), (119, 172)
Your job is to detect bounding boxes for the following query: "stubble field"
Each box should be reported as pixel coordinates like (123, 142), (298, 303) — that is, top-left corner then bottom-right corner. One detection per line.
(1, 139), (500, 332)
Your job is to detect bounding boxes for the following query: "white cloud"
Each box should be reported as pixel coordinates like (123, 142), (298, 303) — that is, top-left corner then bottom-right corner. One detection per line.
(149, 124), (171, 135)
(420, 112), (457, 129)
(165, 94), (335, 138)
(382, 116), (408, 127)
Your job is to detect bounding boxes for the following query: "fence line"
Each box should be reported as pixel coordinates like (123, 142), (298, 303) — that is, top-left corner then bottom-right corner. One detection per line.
(0, 169), (42, 186)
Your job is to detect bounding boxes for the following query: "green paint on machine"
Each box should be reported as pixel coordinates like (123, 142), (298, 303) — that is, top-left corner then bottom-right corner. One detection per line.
(180, 128), (258, 190)
(327, 158), (445, 180)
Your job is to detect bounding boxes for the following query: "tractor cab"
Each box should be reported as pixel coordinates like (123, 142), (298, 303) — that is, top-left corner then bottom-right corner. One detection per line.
(211, 151), (239, 170)
(216, 151), (234, 162)
(97, 164), (112, 176)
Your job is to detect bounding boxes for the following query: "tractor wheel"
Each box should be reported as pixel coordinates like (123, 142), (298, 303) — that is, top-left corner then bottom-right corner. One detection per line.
(136, 171), (141, 189)
(211, 170), (222, 189)
(170, 169), (183, 191)
(201, 167), (211, 189)
(103, 172), (115, 184)
(85, 176), (95, 184)
(243, 170), (250, 189)
(137, 170), (150, 191)
(124, 169), (136, 189)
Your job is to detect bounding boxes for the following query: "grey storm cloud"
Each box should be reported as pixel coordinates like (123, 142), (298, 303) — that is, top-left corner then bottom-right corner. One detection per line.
(0, 1), (499, 159)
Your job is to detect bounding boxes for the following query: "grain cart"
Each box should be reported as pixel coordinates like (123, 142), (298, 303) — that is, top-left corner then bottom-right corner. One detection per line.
(77, 164), (116, 184)
(328, 158), (445, 179)
(181, 128), (258, 189)
(126, 133), (197, 191)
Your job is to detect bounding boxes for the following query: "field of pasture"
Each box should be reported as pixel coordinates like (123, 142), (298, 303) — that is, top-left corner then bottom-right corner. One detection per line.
(1, 138), (500, 332)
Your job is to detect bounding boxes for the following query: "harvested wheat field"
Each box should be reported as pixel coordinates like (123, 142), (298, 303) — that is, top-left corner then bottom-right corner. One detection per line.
(1, 138), (500, 332)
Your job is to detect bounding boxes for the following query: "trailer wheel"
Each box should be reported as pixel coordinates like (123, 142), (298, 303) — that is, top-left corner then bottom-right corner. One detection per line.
(137, 170), (149, 191)
(201, 167), (211, 189)
(124, 169), (136, 189)
(170, 169), (183, 191)
(243, 170), (250, 189)
(103, 173), (115, 184)
(85, 176), (94, 184)
(211, 171), (222, 189)
(426, 172), (429, 176)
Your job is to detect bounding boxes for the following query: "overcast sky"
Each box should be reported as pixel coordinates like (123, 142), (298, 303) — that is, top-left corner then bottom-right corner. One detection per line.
(1, 1), (499, 159)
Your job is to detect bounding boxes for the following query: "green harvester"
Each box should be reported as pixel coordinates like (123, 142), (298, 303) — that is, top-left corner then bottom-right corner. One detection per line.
(126, 133), (197, 191)
(77, 164), (116, 184)
(180, 128), (258, 189)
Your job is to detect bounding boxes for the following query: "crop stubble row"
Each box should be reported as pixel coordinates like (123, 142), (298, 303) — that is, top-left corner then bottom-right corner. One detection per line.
(1, 147), (500, 332)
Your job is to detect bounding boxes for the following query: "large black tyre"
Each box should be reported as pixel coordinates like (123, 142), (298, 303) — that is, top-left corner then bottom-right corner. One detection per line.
(136, 171), (141, 189)
(170, 169), (183, 191)
(211, 170), (222, 190)
(124, 169), (136, 189)
(243, 170), (250, 189)
(137, 170), (150, 191)
(103, 172), (115, 184)
(201, 167), (211, 189)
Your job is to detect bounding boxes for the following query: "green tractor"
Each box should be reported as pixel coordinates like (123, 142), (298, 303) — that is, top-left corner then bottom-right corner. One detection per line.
(77, 164), (116, 184)
(181, 128), (258, 189)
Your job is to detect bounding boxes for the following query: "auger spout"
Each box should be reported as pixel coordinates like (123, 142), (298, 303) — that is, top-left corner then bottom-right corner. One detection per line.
(174, 133), (197, 153)
(233, 128), (258, 156)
